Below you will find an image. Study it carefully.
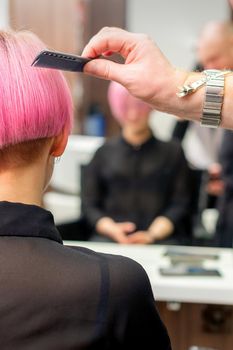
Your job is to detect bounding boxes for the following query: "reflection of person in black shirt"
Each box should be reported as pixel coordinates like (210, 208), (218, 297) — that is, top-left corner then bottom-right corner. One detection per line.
(81, 81), (192, 245)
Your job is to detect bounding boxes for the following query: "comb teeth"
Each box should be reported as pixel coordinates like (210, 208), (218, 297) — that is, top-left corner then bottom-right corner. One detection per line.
(31, 50), (91, 72)
(42, 52), (77, 61)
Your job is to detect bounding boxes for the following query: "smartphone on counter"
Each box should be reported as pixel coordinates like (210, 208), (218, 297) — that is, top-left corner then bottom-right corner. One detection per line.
(159, 265), (221, 277)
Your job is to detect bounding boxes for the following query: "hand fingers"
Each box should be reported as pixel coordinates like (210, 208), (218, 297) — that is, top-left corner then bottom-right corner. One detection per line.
(120, 222), (136, 232)
(127, 236), (144, 244)
(102, 50), (113, 57)
(118, 237), (130, 244)
(82, 27), (136, 59)
(114, 232), (131, 244)
(127, 232), (142, 242)
(127, 231), (151, 244)
(83, 58), (126, 83)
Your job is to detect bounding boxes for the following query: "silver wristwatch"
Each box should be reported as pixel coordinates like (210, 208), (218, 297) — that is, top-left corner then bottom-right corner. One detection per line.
(177, 69), (232, 128)
(201, 69), (226, 128)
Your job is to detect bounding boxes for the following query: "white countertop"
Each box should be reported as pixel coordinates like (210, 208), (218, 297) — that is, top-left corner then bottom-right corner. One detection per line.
(64, 241), (233, 306)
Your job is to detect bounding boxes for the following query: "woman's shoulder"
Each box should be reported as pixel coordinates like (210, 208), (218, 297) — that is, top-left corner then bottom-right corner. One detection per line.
(67, 245), (151, 295)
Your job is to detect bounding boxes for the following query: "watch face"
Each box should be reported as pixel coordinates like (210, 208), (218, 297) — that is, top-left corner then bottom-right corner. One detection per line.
(204, 69), (220, 73)
(204, 69), (231, 77)
(203, 69), (221, 79)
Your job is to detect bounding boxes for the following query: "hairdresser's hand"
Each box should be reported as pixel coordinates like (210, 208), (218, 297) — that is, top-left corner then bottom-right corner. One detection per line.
(96, 217), (136, 244)
(82, 27), (189, 115)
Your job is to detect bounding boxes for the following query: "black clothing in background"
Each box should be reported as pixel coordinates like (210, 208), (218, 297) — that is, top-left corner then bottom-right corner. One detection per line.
(81, 135), (192, 244)
(171, 63), (215, 220)
(172, 120), (190, 141)
(171, 120), (202, 218)
(56, 216), (92, 241)
(171, 63), (203, 143)
(215, 130), (233, 247)
(0, 201), (171, 350)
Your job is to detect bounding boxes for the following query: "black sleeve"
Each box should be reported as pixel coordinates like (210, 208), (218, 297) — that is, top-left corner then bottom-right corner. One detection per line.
(108, 255), (172, 349)
(80, 148), (107, 228)
(171, 64), (203, 141)
(162, 145), (191, 228)
(171, 120), (189, 141)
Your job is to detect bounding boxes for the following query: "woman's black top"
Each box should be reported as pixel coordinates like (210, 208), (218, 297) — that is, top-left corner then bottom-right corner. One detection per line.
(0, 201), (171, 349)
(81, 135), (192, 243)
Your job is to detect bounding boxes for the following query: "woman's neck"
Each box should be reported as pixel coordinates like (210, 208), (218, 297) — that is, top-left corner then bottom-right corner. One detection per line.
(0, 160), (49, 207)
(122, 127), (152, 146)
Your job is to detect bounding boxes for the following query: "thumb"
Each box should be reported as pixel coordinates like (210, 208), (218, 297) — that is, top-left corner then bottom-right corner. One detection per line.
(83, 58), (125, 83)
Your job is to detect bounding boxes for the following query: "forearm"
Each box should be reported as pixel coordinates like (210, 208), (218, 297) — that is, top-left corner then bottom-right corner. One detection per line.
(83, 27), (233, 130)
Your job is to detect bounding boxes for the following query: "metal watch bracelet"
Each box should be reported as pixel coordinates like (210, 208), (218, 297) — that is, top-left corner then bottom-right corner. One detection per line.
(177, 69), (232, 128)
(200, 69), (226, 128)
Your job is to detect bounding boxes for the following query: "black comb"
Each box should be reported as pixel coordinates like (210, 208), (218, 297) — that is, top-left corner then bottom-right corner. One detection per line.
(32, 50), (91, 72)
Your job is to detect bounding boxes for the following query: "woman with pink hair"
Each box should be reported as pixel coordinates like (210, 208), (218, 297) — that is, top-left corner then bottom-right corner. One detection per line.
(0, 30), (171, 349)
(81, 81), (192, 244)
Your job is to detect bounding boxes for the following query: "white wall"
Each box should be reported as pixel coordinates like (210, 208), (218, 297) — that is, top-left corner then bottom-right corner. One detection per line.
(0, 0), (9, 29)
(127, 0), (229, 140)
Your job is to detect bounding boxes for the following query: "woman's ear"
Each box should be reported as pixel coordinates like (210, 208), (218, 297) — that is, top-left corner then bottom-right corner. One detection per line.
(50, 128), (69, 157)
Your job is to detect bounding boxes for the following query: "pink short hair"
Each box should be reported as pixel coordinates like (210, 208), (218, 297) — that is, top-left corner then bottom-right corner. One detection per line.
(0, 30), (73, 149)
(107, 81), (151, 122)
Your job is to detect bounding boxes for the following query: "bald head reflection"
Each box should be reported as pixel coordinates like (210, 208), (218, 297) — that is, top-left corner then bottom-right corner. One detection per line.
(196, 21), (233, 69)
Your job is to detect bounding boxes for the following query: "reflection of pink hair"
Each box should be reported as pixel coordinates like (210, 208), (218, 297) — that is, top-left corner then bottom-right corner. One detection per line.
(107, 81), (151, 122)
(0, 30), (73, 149)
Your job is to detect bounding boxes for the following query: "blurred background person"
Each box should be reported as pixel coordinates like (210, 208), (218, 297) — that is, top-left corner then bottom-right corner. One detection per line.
(172, 20), (233, 243)
(81, 81), (192, 245)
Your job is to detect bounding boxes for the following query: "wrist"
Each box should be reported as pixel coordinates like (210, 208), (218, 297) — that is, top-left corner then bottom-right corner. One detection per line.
(174, 69), (205, 120)
(148, 217), (174, 242)
(147, 230), (157, 243)
(148, 67), (186, 114)
(148, 228), (164, 242)
(96, 217), (115, 236)
(149, 67), (203, 120)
